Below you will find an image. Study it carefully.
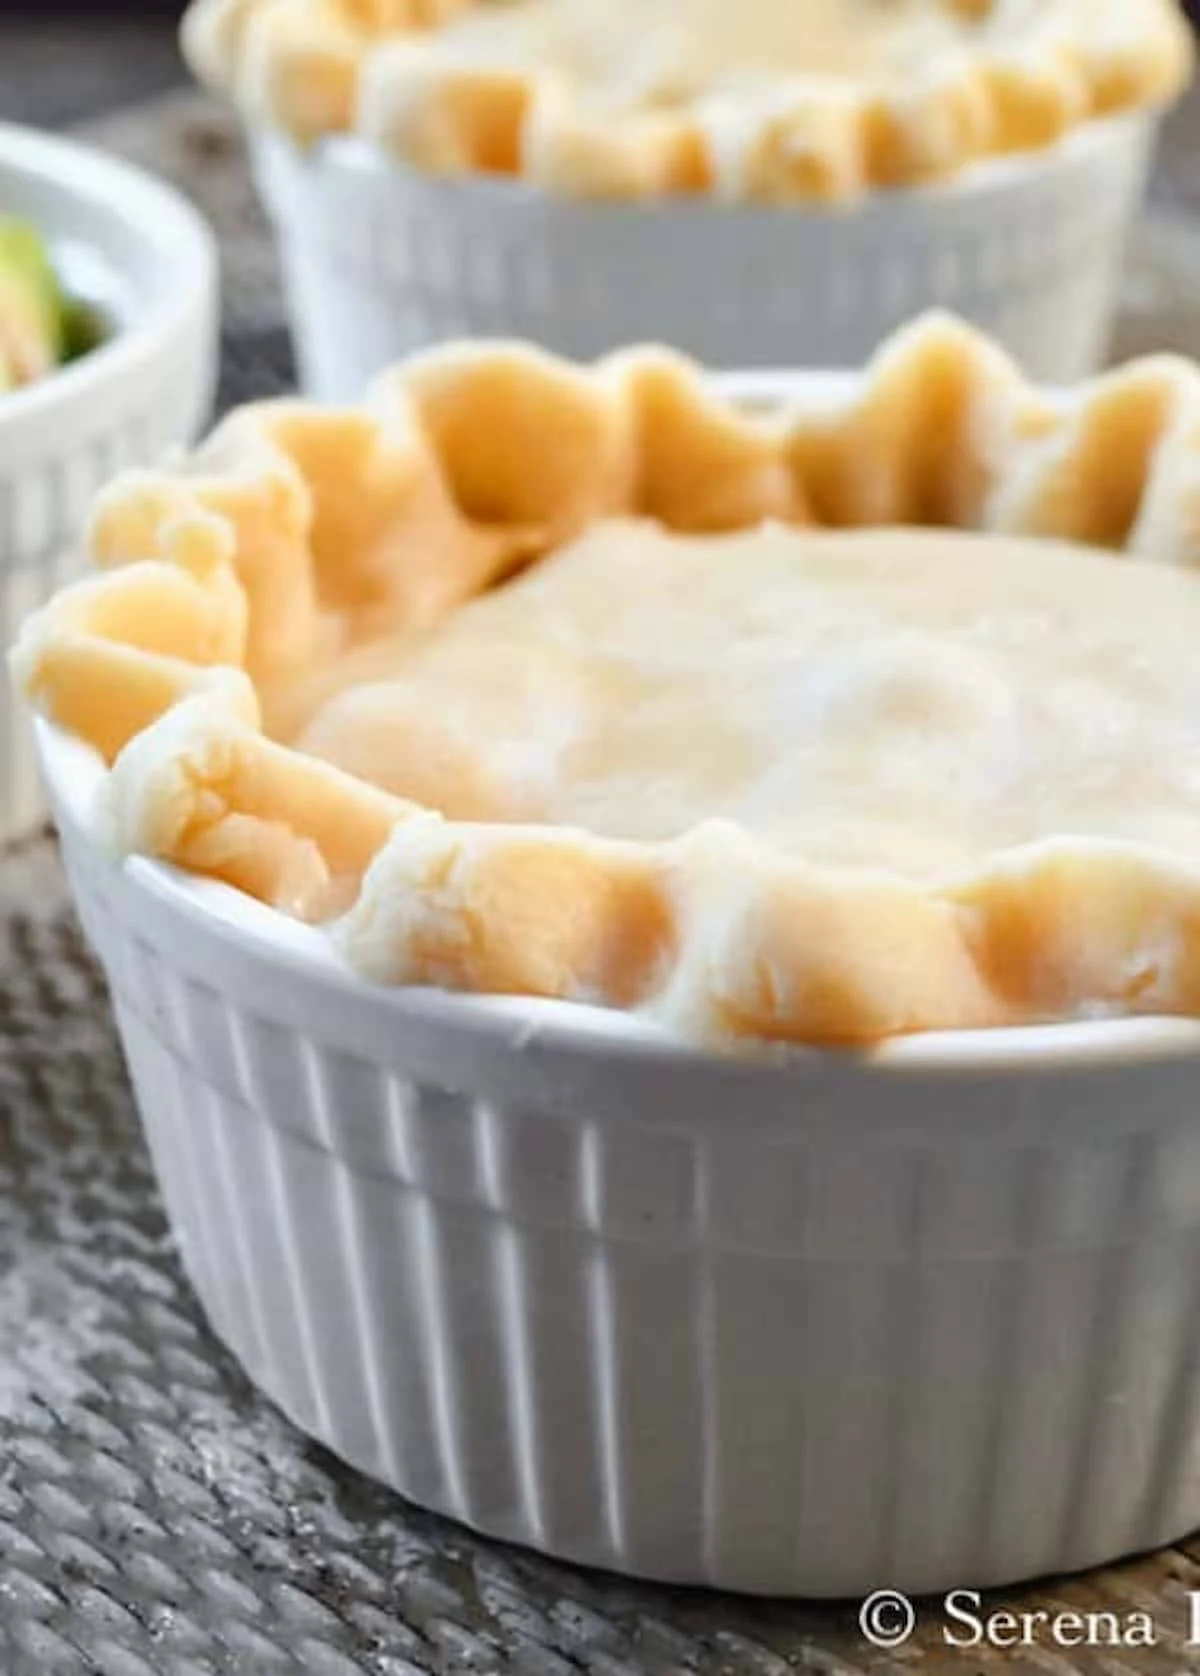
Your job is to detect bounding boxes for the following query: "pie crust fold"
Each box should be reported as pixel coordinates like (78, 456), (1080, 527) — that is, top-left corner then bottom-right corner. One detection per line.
(18, 311), (1200, 1048)
(181, 0), (1192, 201)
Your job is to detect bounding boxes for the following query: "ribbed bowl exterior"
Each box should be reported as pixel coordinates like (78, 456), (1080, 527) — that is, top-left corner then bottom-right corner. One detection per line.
(49, 768), (1200, 1599)
(253, 113), (1154, 402)
(0, 331), (213, 841)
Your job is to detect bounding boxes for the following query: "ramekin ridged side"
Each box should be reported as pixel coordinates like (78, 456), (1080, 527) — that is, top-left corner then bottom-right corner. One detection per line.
(41, 722), (1200, 1598)
(252, 112), (1154, 401)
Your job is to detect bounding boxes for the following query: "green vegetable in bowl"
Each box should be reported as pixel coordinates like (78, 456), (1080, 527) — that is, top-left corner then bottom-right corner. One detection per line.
(60, 294), (106, 364)
(0, 218), (104, 392)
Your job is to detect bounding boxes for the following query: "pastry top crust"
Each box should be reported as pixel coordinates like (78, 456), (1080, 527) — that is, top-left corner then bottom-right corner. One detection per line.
(292, 519), (1200, 890)
(17, 312), (1200, 1048)
(181, 0), (1192, 201)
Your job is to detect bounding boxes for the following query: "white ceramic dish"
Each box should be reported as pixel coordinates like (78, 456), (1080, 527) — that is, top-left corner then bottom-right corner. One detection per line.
(253, 109), (1155, 402)
(30, 358), (1200, 1598)
(40, 720), (1200, 1601)
(0, 122), (219, 842)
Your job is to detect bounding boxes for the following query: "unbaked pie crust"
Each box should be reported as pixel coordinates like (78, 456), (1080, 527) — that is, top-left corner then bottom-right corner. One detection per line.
(18, 313), (1200, 1047)
(182, 0), (1192, 200)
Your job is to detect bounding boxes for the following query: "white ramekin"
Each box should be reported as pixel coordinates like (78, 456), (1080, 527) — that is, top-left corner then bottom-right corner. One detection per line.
(36, 703), (1200, 1594)
(252, 110), (1155, 402)
(0, 122), (219, 843)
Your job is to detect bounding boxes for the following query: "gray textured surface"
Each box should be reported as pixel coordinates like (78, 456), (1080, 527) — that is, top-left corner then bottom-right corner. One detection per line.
(0, 18), (185, 132)
(10, 25), (1200, 1672)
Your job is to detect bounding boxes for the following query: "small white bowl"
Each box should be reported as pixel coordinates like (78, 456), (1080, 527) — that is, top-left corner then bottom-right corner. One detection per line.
(0, 121), (219, 842)
(252, 108), (1155, 402)
(31, 360), (1200, 1596)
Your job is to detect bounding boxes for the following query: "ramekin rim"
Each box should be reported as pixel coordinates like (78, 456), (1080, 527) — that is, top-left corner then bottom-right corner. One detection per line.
(35, 695), (1200, 1088)
(254, 104), (1154, 219)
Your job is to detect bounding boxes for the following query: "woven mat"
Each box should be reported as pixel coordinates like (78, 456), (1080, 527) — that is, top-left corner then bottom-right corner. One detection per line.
(10, 89), (1200, 1676)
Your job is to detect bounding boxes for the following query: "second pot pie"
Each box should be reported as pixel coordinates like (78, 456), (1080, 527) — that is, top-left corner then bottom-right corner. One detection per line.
(183, 0), (1192, 200)
(18, 313), (1200, 1048)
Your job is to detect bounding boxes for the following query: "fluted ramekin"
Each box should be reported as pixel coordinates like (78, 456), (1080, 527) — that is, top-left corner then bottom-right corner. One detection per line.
(37, 699), (1200, 1598)
(252, 109), (1155, 402)
(0, 122), (219, 842)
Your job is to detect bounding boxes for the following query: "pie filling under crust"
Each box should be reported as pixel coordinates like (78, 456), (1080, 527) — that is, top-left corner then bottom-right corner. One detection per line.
(182, 0), (1192, 201)
(18, 313), (1200, 1047)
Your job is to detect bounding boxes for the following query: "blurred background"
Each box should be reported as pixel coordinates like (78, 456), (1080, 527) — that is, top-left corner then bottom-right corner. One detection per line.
(5, 0), (1200, 370)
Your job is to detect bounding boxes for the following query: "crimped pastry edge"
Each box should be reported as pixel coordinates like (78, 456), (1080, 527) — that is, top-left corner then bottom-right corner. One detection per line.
(17, 311), (1200, 1047)
(181, 0), (1193, 202)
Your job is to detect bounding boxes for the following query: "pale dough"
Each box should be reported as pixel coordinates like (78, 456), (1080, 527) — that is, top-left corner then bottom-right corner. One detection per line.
(408, 0), (1027, 102)
(295, 521), (1200, 881)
